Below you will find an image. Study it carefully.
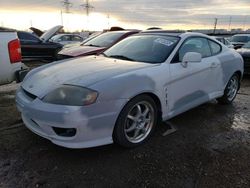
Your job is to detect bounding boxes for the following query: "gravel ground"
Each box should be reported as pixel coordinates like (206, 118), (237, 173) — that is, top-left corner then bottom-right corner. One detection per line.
(0, 73), (249, 188)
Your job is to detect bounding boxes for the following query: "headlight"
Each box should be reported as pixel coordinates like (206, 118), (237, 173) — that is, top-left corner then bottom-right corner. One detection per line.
(43, 85), (98, 106)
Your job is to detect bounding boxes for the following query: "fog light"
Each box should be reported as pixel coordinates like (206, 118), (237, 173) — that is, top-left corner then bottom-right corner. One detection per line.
(52, 127), (76, 137)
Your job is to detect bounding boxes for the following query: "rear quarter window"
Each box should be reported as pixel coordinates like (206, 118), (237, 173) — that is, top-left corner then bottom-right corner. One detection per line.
(208, 40), (222, 55)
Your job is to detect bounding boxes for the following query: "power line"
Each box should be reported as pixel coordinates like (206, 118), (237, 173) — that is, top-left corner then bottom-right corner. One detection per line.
(80, 0), (94, 17)
(62, 0), (72, 13)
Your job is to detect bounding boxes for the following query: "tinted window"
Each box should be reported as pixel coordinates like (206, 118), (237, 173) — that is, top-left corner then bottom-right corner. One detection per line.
(178, 37), (211, 61)
(60, 35), (71, 41)
(72, 36), (82, 41)
(84, 32), (125, 47)
(17, 32), (40, 41)
(231, 36), (250, 43)
(104, 35), (179, 64)
(209, 40), (221, 55)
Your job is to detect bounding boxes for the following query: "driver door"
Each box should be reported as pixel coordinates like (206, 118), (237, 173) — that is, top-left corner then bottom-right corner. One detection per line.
(167, 37), (220, 117)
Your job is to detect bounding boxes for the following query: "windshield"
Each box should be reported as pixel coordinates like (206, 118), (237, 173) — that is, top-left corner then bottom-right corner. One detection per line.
(84, 32), (125, 47)
(103, 35), (179, 64)
(231, 36), (250, 43)
(242, 42), (250, 48)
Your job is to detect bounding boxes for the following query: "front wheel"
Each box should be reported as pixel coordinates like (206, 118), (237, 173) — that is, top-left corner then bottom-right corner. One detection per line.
(113, 95), (158, 148)
(217, 74), (240, 104)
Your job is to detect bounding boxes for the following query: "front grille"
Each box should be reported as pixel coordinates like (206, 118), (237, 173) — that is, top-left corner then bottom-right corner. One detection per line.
(22, 88), (37, 100)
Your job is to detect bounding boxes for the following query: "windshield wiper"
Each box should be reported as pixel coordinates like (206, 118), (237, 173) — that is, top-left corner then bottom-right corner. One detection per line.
(108, 55), (135, 61)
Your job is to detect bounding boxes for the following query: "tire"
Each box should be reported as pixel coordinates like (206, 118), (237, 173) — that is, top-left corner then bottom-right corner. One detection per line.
(217, 73), (240, 104)
(113, 95), (158, 148)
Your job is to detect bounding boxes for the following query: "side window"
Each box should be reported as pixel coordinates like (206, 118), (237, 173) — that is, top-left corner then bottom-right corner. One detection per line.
(177, 37), (211, 62)
(209, 40), (221, 55)
(61, 35), (71, 41)
(72, 36), (82, 41)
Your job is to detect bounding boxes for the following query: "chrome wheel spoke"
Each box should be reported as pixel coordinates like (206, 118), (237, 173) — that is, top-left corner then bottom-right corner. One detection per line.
(142, 106), (150, 117)
(125, 122), (137, 133)
(136, 104), (142, 116)
(127, 115), (137, 122)
(133, 129), (140, 138)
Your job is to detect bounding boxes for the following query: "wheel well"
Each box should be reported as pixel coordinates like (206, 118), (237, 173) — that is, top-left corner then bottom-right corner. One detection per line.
(235, 71), (242, 79)
(137, 92), (162, 120)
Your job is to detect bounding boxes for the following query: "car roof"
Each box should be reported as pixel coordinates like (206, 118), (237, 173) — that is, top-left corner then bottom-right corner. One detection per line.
(108, 30), (140, 34)
(139, 30), (210, 38)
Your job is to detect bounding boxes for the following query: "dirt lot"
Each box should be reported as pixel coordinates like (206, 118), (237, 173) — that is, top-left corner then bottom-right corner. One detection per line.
(0, 73), (250, 188)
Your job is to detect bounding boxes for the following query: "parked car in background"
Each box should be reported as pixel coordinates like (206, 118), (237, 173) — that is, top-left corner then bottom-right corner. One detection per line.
(230, 34), (250, 49)
(17, 25), (63, 62)
(16, 32), (243, 149)
(29, 27), (44, 37)
(62, 31), (104, 49)
(57, 30), (139, 60)
(212, 36), (234, 48)
(50, 34), (85, 46)
(0, 27), (28, 85)
(236, 42), (250, 74)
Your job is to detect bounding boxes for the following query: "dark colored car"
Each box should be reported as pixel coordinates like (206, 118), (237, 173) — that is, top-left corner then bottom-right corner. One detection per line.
(57, 30), (139, 60)
(230, 34), (250, 49)
(17, 26), (63, 62)
(237, 42), (250, 74)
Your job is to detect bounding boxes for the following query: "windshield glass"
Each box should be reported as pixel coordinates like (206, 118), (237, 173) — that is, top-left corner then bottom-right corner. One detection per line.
(84, 32), (125, 47)
(231, 36), (250, 43)
(103, 35), (179, 64)
(242, 42), (250, 48)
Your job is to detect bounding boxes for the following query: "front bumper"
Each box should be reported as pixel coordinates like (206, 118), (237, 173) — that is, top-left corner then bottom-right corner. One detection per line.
(16, 87), (127, 148)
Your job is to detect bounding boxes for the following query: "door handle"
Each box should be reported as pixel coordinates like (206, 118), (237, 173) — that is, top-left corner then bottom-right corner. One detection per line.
(211, 62), (218, 68)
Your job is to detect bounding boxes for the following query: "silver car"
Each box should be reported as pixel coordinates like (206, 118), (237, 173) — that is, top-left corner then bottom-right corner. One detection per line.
(16, 31), (244, 149)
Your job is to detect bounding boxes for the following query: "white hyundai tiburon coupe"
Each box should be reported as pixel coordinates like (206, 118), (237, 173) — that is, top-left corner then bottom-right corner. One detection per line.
(16, 31), (244, 148)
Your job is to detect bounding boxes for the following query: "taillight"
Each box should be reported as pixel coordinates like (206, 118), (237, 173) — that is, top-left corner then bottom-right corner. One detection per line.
(8, 39), (22, 64)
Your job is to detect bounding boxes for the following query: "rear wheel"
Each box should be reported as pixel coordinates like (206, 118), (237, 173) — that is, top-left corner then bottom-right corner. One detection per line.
(113, 95), (158, 148)
(217, 74), (240, 104)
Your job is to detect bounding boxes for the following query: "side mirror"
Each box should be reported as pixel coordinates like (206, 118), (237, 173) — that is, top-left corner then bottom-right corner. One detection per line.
(181, 52), (202, 68)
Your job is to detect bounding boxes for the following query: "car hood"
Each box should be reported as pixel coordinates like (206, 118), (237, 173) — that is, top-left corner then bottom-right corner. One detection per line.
(22, 56), (158, 98)
(40, 25), (63, 42)
(58, 45), (106, 57)
(29, 27), (43, 37)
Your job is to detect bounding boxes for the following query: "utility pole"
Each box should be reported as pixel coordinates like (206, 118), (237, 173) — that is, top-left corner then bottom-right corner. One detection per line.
(243, 15), (248, 31)
(60, 10), (64, 26)
(213, 18), (218, 34)
(62, 0), (72, 13)
(80, 0), (94, 17)
(80, 0), (94, 30)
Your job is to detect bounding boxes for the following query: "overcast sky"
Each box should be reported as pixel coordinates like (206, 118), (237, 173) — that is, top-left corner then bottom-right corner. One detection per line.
(0, 0), (249, 31)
